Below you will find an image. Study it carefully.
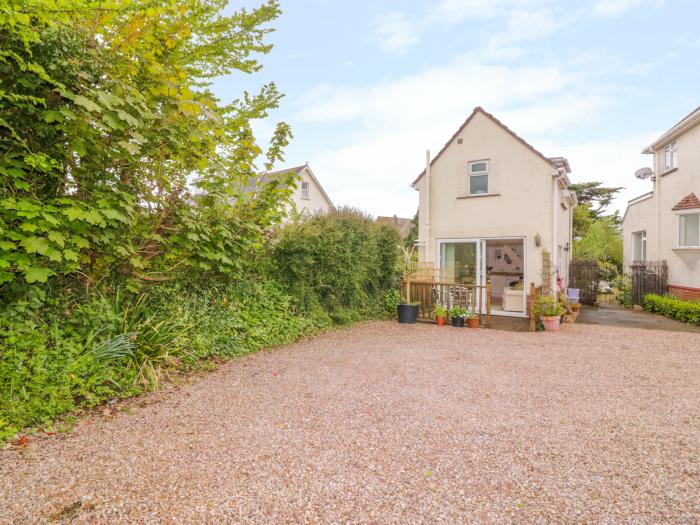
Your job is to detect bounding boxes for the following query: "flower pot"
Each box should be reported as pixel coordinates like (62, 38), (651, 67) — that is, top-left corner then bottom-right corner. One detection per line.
(451, 316), (465, 327)
(397, 304), (419, 324)
(466, 317), (480, 328)
(436, 316), (445, 326)
(541, 315), (561, 332)
(563, 314), (575, 324)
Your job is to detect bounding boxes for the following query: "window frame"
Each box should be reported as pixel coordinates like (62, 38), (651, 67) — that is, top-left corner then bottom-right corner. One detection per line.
(632, 230), (646, 261)
(301, 181), (310, 199)
(468, 159), (490, 196)
(677, 212), (700, 249)
(663, 141), (678, 172)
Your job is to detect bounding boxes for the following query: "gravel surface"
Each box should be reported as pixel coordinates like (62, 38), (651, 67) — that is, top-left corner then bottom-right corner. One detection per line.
(1, 321), (699, 524)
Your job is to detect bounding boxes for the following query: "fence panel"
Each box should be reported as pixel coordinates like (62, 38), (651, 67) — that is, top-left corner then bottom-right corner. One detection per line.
(568, 260), (601, 305)
(629, 260), (668, 305)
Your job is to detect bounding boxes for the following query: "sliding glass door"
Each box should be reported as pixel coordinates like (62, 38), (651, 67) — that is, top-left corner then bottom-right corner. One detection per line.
(438, 240), (485, 286)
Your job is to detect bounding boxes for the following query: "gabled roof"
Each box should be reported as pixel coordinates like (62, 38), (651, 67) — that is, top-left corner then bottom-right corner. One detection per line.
(672, 192), (700, 211)
(411, 107), (570, 187)
(247, 163), (335, 210)
(642, 105), (700, 153)
(376, 215), (414, 239)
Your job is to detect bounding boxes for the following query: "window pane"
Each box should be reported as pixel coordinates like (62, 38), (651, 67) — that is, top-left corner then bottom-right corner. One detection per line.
(470, 162), (488, 173)
(680, 214), (700, 247)
(470, 174), (488, 194)
(440, 242), (477, 284)
(633, 232), (646, 261)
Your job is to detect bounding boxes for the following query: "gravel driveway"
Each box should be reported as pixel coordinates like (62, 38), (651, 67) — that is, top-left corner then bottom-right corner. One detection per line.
(2, 321), (699, 524)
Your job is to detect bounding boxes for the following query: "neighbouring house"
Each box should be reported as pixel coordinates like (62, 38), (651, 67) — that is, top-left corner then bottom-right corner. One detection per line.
(252, 163), (335, 218)
(411, 107), (577, 317)
(622, 105), (700, 300)
(377, 215), (414, 240)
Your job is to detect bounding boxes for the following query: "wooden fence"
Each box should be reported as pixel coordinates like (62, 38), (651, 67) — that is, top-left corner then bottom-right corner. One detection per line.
(402, 279), (491, 327)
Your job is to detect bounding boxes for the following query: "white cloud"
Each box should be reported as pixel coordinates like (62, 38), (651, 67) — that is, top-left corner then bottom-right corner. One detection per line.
(539, 133), (661, 216)
(293, 53), (620, 217)
(591, 0), (664, 17)
(370, 12), (421, 55)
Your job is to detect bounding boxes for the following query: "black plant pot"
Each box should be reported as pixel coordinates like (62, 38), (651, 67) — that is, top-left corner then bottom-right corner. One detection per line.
(451, 316), (465, 327)
(397, 304), (419, 324)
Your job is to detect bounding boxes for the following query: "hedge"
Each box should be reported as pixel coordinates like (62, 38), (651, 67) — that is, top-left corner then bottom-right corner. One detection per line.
(642, 294), (700, 325)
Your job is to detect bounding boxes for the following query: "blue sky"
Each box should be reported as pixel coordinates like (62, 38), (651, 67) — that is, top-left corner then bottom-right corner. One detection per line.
(213, 0), (700, 217)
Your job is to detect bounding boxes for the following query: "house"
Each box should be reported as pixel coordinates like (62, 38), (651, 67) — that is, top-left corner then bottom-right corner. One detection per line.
(253, 164), (335, 217)
(411, 107), (577, 317)
(376, 215), (415, 240)
(622, 105), (700, 300)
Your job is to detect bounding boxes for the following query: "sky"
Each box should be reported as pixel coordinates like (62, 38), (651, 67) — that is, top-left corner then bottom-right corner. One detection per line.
(213, 0), (700, 218)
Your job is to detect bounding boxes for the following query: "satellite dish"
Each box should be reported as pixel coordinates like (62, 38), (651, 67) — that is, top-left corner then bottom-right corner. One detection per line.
(634, 167), (653, 179)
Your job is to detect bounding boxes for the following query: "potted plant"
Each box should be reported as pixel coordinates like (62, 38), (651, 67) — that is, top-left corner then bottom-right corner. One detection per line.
(465, 310), (481, 328)
(449, 306), (467, 327)
(533, 296), (566, 332)
(434, 304), (447, 326)
(398, 301), (420, 324)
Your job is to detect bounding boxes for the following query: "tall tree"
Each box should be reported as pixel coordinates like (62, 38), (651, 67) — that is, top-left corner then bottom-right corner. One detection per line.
(1, 0), (292, 289)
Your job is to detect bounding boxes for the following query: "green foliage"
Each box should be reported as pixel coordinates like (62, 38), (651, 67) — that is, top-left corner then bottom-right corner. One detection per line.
(570, 181), (623, 270)
(1, 0), (291, 289)
(272, 208), (401, 322)
(643, 294), (700, 325)
(449, 306), (468, 318)
(434, 304), (447, 318)
(569, 182), (622, 223)
(574, 216), (623, 271)
(533, 296), (566, 317)
(404, 211), (418, 249)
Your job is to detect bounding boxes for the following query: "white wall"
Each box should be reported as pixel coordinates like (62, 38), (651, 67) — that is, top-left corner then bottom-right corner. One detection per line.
(415, 111), (571, 289)
(288, 167), (334, 216)
(623, 121), (700, 288)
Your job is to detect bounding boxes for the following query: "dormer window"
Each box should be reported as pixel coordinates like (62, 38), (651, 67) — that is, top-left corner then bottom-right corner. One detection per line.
(468, 160), (489, 195)
(664, 141), (677, 172)
(301, 181), (310, 198)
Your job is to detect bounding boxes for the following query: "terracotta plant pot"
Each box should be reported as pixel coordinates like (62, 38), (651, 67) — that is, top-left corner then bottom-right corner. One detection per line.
(466, 317), (480, 328)
(436, 316), (445, 326)
(563, 314), (575, 324)
(541, 315), (561, 332)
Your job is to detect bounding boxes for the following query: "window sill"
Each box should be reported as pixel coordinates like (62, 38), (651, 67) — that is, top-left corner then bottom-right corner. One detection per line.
(660, 167), (678, 177)
(673, 246), (700, 250)
(300, 196), (310, 200)
(457, 193), (501, 200)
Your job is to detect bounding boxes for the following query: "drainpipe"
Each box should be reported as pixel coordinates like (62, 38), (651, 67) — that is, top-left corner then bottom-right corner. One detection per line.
(425, 150), (432, 264)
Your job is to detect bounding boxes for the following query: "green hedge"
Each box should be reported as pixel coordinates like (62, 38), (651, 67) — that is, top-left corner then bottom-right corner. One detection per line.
(272, 208), (401, 323)
(0, 211), (402, 441)
(643, 294), (700, 325)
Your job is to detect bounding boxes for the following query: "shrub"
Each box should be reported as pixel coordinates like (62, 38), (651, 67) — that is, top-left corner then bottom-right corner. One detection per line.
(533, 296), (566, 317)
(642, 294), (700, 325)
(272, 208), (401, 321)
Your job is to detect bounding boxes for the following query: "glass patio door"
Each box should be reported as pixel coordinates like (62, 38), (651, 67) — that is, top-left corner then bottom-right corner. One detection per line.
(439, 241), (482, 285)
(438, 240), (486, 311)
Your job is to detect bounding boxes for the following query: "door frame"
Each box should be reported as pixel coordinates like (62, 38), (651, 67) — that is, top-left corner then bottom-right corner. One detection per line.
(437, 236), (528, 317)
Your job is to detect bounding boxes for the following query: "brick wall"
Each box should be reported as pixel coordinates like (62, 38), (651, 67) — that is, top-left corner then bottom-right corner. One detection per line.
(668, 284), (700, 302)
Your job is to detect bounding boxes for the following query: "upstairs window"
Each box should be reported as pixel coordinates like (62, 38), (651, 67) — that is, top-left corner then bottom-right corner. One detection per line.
(468, 160), (489, 195)
(632, 230), (646, 261)
(301, 181), (310, 198)
(679, 213), (700, 248)
(664, 141), (678, 172)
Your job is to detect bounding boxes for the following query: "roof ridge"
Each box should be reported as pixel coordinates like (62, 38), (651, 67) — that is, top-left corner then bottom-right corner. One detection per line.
(411, 107), (567, 186)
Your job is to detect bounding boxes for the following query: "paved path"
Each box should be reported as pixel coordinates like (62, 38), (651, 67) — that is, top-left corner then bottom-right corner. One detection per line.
(2, 322), (699, 524)
(578, 304), (700, 332)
